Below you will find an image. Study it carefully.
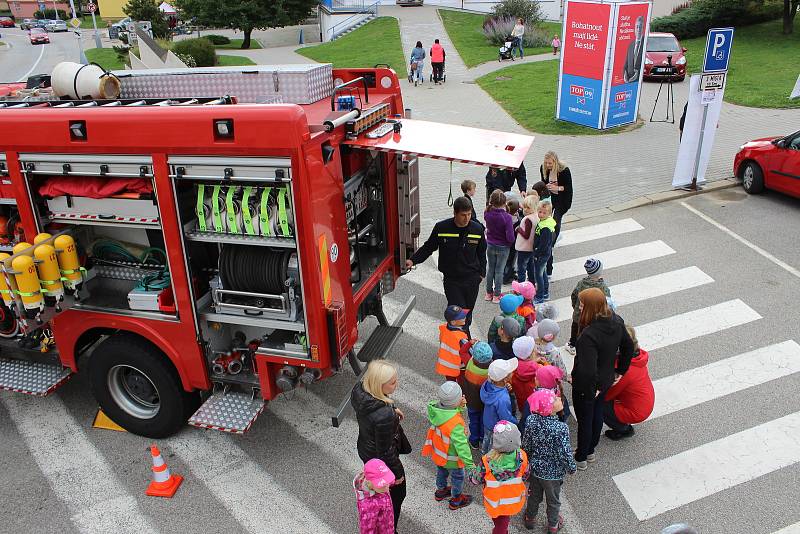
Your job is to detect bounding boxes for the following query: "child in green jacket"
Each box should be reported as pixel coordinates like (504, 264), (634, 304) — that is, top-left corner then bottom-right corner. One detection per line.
(566, 257), (611, 354)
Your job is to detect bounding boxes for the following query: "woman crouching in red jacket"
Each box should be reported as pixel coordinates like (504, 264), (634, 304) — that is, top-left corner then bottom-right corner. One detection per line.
(603, 326), (654, 440)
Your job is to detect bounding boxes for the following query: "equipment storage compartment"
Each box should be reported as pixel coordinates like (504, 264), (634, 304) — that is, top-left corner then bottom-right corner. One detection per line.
(19, 153), (177, 318)
(169, 155), (311, 384)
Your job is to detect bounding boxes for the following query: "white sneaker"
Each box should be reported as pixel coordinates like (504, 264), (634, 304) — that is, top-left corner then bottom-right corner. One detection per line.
(564, 344), (576, 356)
(575, 460), (587, 471)
(587, 453), (596, 463)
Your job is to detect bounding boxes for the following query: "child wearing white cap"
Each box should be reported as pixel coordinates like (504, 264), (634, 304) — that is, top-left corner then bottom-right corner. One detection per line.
(422, 381), (475, 510)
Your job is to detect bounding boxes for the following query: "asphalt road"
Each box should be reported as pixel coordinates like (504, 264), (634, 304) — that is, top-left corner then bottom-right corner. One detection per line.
(0, 26), (96, 83)
(2, 186), (800, 534)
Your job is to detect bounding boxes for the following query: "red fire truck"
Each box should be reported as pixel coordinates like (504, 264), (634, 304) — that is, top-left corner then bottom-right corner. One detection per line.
(0, 64), (532, 437)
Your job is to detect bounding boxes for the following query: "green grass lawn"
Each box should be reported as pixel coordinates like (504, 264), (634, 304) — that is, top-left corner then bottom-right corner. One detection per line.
(80, 16), (104, 29)
(212, 38), (262, 50)
(438, 9), (561, 68)
(216, 54), (256, 66)
(680, 20), (799, 109)
(297, 17), (407, 77)
(477, 60), (638, 135)
(85, 48), (125, 71)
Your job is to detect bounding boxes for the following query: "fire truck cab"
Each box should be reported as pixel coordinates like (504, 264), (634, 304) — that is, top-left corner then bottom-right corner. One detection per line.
(0, 64), (532, 437)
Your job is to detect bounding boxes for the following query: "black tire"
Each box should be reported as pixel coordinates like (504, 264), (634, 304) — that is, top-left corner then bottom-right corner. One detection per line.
(741, 161), (765, 194)
(88, 333), (200, 438)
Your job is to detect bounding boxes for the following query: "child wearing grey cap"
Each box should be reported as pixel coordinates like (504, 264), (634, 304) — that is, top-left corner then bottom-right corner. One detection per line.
(566, 258), (611, 355)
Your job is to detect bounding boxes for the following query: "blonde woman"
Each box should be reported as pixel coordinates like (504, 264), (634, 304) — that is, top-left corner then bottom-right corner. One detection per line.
(539, 151), (573, 276)
(351, 360), (407, 530)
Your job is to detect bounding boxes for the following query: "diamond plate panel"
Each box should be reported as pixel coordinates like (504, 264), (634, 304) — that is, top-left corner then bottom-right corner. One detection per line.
(188, 390), (265, 434)
(0, 358), (73, 396)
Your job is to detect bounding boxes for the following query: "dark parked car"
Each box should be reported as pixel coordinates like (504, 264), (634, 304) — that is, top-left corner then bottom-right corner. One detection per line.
(735, 130), (800, 198)
(644, 32), (687, 81)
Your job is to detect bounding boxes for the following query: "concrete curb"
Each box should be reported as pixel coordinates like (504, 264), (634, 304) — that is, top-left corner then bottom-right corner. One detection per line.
(563, 177), (740, 225)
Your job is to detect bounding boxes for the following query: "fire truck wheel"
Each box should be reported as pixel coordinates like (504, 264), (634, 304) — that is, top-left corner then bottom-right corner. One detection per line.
(88, 333), (199, 438)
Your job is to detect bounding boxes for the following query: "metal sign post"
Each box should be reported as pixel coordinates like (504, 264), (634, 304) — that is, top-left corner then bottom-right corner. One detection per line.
(88, 3), (102, 49)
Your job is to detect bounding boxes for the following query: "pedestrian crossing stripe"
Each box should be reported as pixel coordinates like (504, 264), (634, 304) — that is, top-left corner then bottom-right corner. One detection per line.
(772, 521), (800, 534)
(650, 340), (800, 420)
(550, 240), (675, 281)
(613, 410), (800, 520)
(556, 218), (643, 248)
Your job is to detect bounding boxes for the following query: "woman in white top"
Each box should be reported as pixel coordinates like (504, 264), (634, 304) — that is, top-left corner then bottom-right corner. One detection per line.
(511, 18), (525, 59)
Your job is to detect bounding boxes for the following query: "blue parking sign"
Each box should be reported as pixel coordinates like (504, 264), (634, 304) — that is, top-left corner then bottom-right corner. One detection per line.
(703, 28), (734, 72)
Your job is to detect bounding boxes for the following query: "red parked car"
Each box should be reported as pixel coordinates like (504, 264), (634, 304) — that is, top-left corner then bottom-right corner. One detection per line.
(0, 17), (15, 28)
(29, 27), (50, 45)
(644, 32), (687, 81)
(735, 130), (800, 197)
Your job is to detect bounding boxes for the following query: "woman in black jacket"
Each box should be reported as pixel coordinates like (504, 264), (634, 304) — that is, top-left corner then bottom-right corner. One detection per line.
(539, 151), (573, 276)
(571, 288), (634, 469)
(351, 360), (408, 531)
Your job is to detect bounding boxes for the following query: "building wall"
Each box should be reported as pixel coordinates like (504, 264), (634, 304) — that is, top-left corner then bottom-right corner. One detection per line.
(97, 0), (127, 19)
(8, 0), (69, 19)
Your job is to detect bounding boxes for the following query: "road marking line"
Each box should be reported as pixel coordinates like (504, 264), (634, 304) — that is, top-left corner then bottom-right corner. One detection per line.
(166, 431), (336, 534)
(550, 266), (714, 323)
(0, 393), (156, 534)
(650, 340), (800, 420)
(556, 218), (644, 248)
(682, 201), (800, 279)
(18, 41), (46, 82)
(613, 410), (800, 520)
(636, 298), (761, 351)
(550, 240), (676, 281)
(560, 299), (761, 373)
(772, 521), (800, 534)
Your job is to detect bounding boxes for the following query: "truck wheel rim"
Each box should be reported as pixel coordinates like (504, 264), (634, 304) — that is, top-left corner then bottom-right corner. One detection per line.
(743, 166), (753, 188)
(108, 365), (160, 419)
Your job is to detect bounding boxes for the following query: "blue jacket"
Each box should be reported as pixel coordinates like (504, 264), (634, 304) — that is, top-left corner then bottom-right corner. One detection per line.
(480, 381), (516, 431)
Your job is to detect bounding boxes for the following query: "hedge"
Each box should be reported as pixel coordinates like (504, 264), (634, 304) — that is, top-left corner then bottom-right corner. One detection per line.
(204, 34), (231, 45)
(171, 37), (216, 67)
(650, 0), (783, 39)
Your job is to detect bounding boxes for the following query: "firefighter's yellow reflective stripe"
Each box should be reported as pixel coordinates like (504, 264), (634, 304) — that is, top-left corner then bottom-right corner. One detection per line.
(439, 342), (460, 356)
(242, 186), (256, 235)
(196, 184), (207, 231)
(212, 185), (223, 232)
(423, 439), (461, 462)
(277, 187), (290, 237)
(318, 235), (332, 306)
(483, 494), (525, 507)
(438, 233), (459, 237)
(467, 234), (482, 239)
(436, 357), (461, 370)
(260, 187), (272, 236)
(485, 477), (523, 488)
(225, 186), (239, 234)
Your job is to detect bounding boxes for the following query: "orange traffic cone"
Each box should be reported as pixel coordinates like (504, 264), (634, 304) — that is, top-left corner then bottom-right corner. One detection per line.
(145, 444), (183, 498)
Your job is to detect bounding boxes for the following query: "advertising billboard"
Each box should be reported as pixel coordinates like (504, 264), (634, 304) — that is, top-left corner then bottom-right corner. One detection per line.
(556, 1), (612, 128)
(557, 0), (651, 130)
(605, 2), (651, 128)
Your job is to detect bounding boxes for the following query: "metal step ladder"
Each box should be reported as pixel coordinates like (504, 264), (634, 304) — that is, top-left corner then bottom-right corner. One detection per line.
(0, 357), (73, 396)
(188, 386), (265, 434)
(0, 96), (236, 109)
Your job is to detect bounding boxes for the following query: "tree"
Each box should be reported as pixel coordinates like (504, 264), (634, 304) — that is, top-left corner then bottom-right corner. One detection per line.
(123, 0), (170, 39)
(174, 0), (317, 49)
(784, 0), (799, 33)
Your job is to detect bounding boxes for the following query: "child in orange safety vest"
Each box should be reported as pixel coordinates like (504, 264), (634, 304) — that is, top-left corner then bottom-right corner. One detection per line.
(470, 420), (529, 534)
(422, 381), (475, 510)
(437, 305), (470, 379)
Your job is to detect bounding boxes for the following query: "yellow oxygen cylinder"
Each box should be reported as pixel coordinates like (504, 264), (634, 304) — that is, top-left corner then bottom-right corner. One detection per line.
(0, 252), (13, 306)
(12, 242), (32, 255)
(33, 233), (52, 245)
(54, 234), (82, 292)
(12, 255), (43, 318)
(34, 244), (64, 305)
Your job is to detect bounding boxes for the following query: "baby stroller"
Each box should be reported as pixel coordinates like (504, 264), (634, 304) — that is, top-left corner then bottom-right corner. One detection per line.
(499, 37), (514, 61)
(407, 61), (425, 84)
(429, 61), (446, 83)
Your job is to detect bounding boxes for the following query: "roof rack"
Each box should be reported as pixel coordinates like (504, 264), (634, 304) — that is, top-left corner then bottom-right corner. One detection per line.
(0, 96), (237, 109)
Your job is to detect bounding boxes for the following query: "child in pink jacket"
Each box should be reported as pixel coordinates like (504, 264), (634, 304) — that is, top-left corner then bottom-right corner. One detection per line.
(354, 459), (396, 534)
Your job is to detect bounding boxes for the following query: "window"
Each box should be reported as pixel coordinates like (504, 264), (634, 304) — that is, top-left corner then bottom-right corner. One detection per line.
(646, 36), (680, 52)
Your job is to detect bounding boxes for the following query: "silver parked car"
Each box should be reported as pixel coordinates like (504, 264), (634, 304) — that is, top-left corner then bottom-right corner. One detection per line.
(396, 0), (423, 5)
(45, 19), (68, 32)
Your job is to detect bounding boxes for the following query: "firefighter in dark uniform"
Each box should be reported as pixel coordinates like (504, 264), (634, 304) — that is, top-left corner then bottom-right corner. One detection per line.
(405, 196), (486, 337)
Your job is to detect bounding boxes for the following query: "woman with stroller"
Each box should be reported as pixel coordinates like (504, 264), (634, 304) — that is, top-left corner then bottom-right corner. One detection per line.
(410, 41), (426, 87)
(511, 18), (525, 59)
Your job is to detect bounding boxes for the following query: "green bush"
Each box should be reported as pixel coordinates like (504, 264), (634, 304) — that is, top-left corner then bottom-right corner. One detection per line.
(171, 37), (215, 67)
(204, 34), (231, 45)
(34, 8), (68, 19)
(650, 0), (782, 39)
(483, 17), (548, 47)
(490, 0), (542, 25)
